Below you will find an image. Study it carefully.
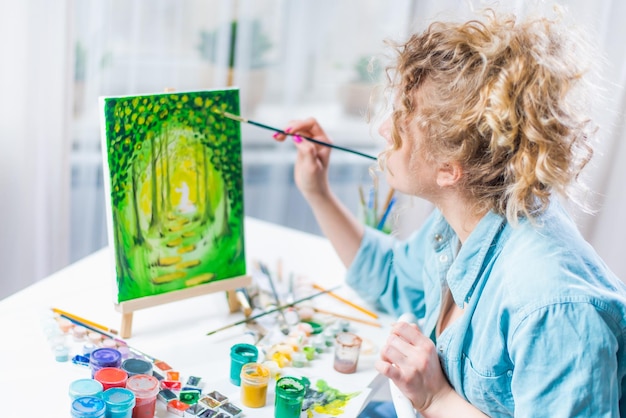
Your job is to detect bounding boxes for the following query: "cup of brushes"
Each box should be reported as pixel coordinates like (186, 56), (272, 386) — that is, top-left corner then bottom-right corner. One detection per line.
(359, 185), (396, 234)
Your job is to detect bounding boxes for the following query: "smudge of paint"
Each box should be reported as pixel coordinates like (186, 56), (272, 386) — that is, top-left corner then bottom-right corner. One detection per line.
(303, 379), (360, 417)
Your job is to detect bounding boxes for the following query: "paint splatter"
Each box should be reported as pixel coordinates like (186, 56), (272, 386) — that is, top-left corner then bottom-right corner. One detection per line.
(303, 379), (360, 417)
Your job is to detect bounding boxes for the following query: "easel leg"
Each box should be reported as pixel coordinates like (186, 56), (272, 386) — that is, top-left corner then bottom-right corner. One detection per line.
(226, 289), (241, 313)
(120, 312), (134, 339)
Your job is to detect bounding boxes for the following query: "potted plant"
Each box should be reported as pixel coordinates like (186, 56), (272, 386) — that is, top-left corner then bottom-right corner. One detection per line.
(197, 19), (272, 114)
(339, 55), (384, 117)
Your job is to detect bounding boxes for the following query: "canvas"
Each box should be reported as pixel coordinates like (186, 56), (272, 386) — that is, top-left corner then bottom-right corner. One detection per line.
(100, 88), (245, 303)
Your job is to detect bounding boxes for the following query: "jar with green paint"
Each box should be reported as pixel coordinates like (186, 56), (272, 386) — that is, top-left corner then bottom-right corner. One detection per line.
(230, 343), (259, 386)
(274, 376), (306, 418)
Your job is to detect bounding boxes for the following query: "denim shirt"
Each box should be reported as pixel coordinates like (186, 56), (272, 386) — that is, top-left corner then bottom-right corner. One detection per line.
(346, 202), (626, 417)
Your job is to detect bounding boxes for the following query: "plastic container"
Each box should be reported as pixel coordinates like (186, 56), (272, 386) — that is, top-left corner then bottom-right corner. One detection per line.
(125, 374), (160, 418)
(121, 358), (153, 377)
(274, 376), (306, 418)
(90, 348), (122, 378)
(102, 387), (136, 418)
(333, 332), (362, 374)
(239, 363), (270, 408)
(69, 378), (104, 400)
(94, 367), (129, 390)
(229, 343), (258, 386)
(71, 396), (106, 418)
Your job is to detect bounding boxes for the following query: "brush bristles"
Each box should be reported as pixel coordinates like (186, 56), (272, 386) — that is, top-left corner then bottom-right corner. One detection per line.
(212, 108), (246, 123)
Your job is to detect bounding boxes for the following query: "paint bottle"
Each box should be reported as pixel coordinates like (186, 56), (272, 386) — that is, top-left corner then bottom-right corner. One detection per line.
(333, 332), (362, 374)
(54, 344), (70, 362)
(69, 378), (104, 400)
(90, 348), (122, 378)
(101, 387), (136, 418)
(121, 358), (153, 377)
(125, 374), (160, 418)
(94, 367), (129, 390)
(274, 376), (306, 418)
(239, 362), (270, 408)
(229, 343), (258, 386)
(71, 396), (106, 418)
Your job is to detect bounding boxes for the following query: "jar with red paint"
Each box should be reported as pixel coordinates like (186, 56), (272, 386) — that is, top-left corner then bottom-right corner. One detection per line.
(94, 367), (128, 390)
(125, 374), (159, 418)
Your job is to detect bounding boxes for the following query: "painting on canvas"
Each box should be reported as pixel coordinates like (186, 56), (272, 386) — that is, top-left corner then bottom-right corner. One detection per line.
(100, 88), (245, 303)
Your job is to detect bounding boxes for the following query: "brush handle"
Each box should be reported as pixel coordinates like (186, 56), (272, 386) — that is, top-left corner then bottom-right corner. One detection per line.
(206, 285), (341, 336)
(248, 120), (378, 161)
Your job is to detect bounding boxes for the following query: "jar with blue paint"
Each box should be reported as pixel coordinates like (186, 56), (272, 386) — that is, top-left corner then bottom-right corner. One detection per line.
(121, 358), (153, 377)
(89, 347), (122, 378)
(102, 387), (136, 418)
(69, 378), (104, 400)
(230, 343), (259, 386)
(71, 395), (106, 418)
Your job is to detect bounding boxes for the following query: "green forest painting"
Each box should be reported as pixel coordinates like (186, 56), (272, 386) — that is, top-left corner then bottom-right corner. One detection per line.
(100, 89), (245, 303)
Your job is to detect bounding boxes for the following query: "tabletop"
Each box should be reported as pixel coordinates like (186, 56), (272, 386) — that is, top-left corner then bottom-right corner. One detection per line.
(0, 217), (395, 417)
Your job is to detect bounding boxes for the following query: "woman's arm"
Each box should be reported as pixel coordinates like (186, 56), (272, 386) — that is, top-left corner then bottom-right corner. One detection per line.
(273, 118), (364, 267)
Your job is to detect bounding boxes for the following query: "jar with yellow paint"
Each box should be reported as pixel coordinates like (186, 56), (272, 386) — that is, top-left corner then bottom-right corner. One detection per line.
(240, 362), (270, 408)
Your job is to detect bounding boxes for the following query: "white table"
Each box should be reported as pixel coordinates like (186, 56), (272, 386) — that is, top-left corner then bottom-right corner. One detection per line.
(0, 217), (393, 417)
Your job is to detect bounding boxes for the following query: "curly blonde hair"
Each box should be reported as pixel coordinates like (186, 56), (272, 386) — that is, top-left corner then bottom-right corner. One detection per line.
(381, 10), (596, 224)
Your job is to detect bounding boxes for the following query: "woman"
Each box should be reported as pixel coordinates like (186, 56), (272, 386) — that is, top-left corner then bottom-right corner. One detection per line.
(273, 11), (626, 417)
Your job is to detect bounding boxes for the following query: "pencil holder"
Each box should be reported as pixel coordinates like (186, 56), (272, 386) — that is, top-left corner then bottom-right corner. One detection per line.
(358, 186), (396, 234)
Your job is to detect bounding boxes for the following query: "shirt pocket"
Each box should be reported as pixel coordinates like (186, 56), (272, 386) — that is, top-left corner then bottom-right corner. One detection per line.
(462, 352), (514, 416)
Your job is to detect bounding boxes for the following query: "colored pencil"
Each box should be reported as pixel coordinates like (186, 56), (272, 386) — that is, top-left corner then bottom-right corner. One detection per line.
(314, 308), (382, 328)
(206, 285), (342, 336)
(311, 283), (379, 319)
(215, 110), (378, 161)
(52, 307), (118, 335)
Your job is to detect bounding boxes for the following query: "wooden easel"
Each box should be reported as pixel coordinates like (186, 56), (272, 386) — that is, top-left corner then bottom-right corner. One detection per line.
(115, 274), (251, 338)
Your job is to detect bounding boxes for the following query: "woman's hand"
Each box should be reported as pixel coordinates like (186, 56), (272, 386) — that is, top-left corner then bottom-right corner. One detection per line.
(272, 118), (332, 202)
(376, 321), (454, 413)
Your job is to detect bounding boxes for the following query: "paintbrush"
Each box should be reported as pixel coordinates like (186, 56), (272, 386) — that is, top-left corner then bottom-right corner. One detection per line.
(206, 285), (342, 336)
(214, 110), (378, 161)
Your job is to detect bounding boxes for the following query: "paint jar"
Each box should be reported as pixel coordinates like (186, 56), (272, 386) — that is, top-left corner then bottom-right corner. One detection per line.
(274, 376), (306, 418)
(90, 348), (122, 378)
(54, 344), (70, 362)
(333, 332), (362, 374)
(69, 378), (104, 400)
(101, 387), (136, 418)
(71, 396), (106, 418)
(125, 374), (160, 418)
(94, 367), (129, 390)
(229, 343), (259, 386)
(121, 358), (153, 377)
(239, 362), (270, 408)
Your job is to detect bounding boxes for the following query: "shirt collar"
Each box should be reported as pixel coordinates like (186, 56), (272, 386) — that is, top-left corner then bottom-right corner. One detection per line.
(431, 210), (507, 308)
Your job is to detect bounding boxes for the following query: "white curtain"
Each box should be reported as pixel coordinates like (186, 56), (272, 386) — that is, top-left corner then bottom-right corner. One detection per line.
(0, 0), (71, 300)
(1, 0), (625, 300)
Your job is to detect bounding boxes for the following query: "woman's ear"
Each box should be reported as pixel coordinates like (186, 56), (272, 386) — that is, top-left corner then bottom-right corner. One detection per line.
(436, 161), (463, 187)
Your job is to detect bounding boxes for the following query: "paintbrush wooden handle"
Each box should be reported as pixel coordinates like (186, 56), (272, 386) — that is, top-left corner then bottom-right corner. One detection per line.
(311, 284), (379, 319)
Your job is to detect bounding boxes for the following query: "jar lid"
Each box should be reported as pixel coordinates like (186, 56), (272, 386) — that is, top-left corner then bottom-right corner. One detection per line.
(126, 374), (160, 398)
(71, 396), (106, 417)
(94, 367), (128, 385)
(89, 348), (122, 367)
(121, 358), (153, 375)
(102, 387), (136, 411)
(69, 379), (104, 399)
